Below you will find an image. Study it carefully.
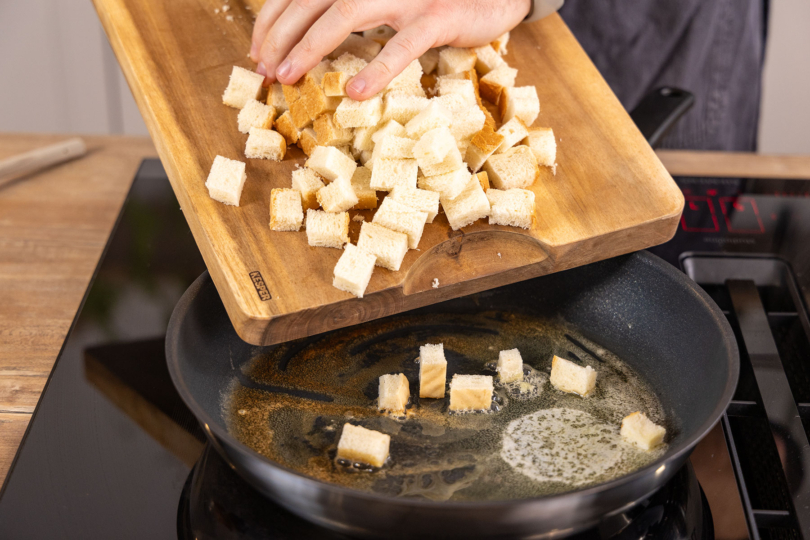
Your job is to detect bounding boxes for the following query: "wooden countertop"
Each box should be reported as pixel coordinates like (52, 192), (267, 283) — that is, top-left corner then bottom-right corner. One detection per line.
(0, 139), (807, 487)
(0, 133), (156, 483)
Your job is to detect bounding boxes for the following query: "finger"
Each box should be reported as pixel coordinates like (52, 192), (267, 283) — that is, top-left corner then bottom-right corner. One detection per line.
(347, 23), (435, 100)
(250, 0), (293, 64)
(258, 0), (335, 83)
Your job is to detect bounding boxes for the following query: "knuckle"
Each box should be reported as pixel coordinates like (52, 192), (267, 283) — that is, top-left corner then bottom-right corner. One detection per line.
(298, 35), (317, 55)
(335, 0), (361, 20)
(390, 35), (419, 57)
(372, 59), (394, 78)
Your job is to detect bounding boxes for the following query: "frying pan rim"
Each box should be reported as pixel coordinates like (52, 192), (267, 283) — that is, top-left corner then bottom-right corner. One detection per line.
(166, 251), (739, 509)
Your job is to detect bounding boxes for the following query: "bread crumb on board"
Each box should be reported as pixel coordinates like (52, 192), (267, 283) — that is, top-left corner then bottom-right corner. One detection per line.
(352, 214), (365, 222)
(432, 278), (439, 289)
(214, 8), (219, 14)
(222, 4), (230, 12)
(225, 15), (233, 21)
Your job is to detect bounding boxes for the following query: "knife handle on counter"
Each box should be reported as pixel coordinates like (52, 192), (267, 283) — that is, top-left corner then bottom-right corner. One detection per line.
(0, 137), (87, 188)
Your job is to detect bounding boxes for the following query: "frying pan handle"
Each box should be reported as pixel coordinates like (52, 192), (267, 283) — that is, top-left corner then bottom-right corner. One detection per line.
(629, 87), (694, 149)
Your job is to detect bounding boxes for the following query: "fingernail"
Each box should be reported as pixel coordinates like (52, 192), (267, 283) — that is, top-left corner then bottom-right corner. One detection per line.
(349, 78), (366, 95)
(277, 60), (291, 79)
(256, 62), (267, 76)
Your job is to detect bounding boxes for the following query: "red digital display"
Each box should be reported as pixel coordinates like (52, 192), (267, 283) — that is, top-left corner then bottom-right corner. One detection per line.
(681, 196), (719, 232)
(719, 196), (765, 234)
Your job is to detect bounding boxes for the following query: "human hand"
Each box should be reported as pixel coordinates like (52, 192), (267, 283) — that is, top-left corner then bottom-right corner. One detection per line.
(250, 0), (531, 100)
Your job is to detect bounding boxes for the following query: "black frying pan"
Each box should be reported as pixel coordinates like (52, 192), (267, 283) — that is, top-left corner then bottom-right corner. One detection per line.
(166, 251), (738, 538)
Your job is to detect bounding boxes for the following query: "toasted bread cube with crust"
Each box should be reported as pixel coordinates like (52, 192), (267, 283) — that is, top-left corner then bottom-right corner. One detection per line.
(369, 158), (418, 191)
(405, 101), (452, 139)
(351, 166), (378, 209)
(205, 156), (246, 206)
(335, 96), (384, 128)
(484, 146), (539, 190)
(418, 167), (470, 200)
(466, 126), (505, 173)
(333, 243), (375, 298)
(371, 120), (407, 145)
(491, 32), (510, 55)
(308, 60), (333, 85)
(476, 171), (490, 191)
(323, 71), (349, 97)
(497, 349), (523, 383)
(331, 52), (368, 76)
(479, 65), (517, 104)
(525, 127), (557, 167)
(382, 94), (431, 124)
(372, 135), (415, 161)
(357, 221), (408, 271)
(299, 75), (332, 119)
(419, 49), (440, 75)
(267, 82), (288, 112)
(363, 25), (396, 45)
(238, 99), (275, 134)
(390, 186), (440, 223)
(413, 127), (455, 168)
(621, 412), (667, 451)
(222, 66), (264, 109)
(441, 176), (490, 230)
(496, 117), (529, 153)
(337, 424), (390, 467)
(314, 113), (354, 147)
(299, 127), (318, 156)
(499, 86), (540, 126)
(282, 81), (303, 108)
(473, 44), (506, 75)
(550, 355), (597, 396)
(317, 177), (358, 213)
(306, 146), (357, 183)
(438, 47), (477, 76)
(419, 145), (464, 177)
(419, 343), (447, 398)
(378, 373), (410, 413)
(449, 375), (493, 411)
(245, 128), (286, 161)
(372, 197), (428, 249)
(288, 98), (313, 129)
(306, 209), (349, 248)
(291, 167), (325, 210)
(275, 111), (301, 144)
(329, 33), (382, 62)
(269, 188), (304, 231)
(487, 188), (535, 229)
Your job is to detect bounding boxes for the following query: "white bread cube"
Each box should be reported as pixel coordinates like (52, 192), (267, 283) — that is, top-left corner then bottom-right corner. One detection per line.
(205, 156), (246, 206)
(371, 119), (407, 145)
(387, 59), (423, 92)
(305, 209), (349, 248)
(222, 66), (264, 109)
(491, 32), (510, 55)
(371, 135), (415, 161)
(266, 82), (288, 112)
(435, 78), (477, 107)
(335, 96), (384, 128)
(441, 175), (490, 230)
(497, 348), (523, 383)
(314, 113), (354, 146)
(336, 144), (355, 160)
(386, 81), (426, 99)
(390, 186), (440, 223)
(550, 355), (597, 397)
(419, 343), (447, 398)
(525, 127), (557, 167)
(352, 126), (378, 153)
(434, 93), (468, 115)
(269, 188), (304, 231)
(369, 158), (418, 191)
(337, 423), (390, 468)
(479, 65), (517, 104)
(378, 373), (410, 413)
(465, 126), (505, 173)
(449, 375), (493, 411)
(238, 99), (275, 134)
(291, 167), (325, 210)
(299, 127), (318, 156)
(351, 166), (378, 209)
(418, 167), (469, 200)
(621, 412), (667, 451)
(333, 243), (376, 298)
(305, 146), (357, 183)
(412, 127), (456, 168)
(316, 176), (358, 213)
(245, 128), (286, 161)
(329, 34), (382, 62)
(496, 117), (530, 153)
(419, 49), (440, 75)
(360, 149), (374, 168)
(357, 221), (408, 271)
(487, 188), (535, 229)
(382, 94), (431, 124)
(363, 25), (396, 45)
(483, 146), (539, 190)
(331, 52), (368, 76)
(450, 106), (486, 141)
(372, 197), (428, 249)
(419, 145), (464, 177)
(322, 71), (349, 97)
(473, 44), (506, 75)
(499, 86), (540, 126)
(405, 101), (452, 139)
(438, 47), (477, 76)
(275, 111), (301, 144)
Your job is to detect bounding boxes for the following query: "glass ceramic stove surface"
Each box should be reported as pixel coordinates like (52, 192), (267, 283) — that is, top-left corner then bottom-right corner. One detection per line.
(1, 161), (809, 539)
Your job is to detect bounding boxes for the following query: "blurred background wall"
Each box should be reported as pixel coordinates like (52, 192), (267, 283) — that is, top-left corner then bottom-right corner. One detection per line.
(1, 0), (808, 154)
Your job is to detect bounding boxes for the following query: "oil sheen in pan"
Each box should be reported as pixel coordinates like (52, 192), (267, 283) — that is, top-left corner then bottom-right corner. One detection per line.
(224, 311), (669, 502)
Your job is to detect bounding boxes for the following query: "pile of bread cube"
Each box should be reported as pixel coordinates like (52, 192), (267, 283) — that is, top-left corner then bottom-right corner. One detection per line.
(212, 29), (558, 299)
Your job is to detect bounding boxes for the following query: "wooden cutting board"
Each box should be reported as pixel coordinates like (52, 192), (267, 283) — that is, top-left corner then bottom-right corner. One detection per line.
(92, 0), (684, 346)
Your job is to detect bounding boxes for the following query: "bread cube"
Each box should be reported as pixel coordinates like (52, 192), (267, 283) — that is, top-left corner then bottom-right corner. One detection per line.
(378, 373), (410, 413)
(331, 52), (368, 76)
(436, 78), (477, 107)
(390, 186), (440, 223)
(405, 101), (452, 139)
(483, 146), (539, 190)
(308, 60), (333, 85)
(357, 221), (408, 271)
(419, 49), (440, 75)
(479, 65), (518, 105)
(481, 104), (497, 131)
(337, 423), (390, 467)
(475, 171), (490, 191)
(291, 167), (325, 210)
(335, 96), (384, 128)
(499, 86), (540, 126)
(305, 209), (349, 248)
(550, 355), (597, 397)
(282, 80), (303, 108)
(496, 117), (529, 153)
(369, 158), (418, 191)
(323, 71), (349, 97)
(525, 127), (556, 167)
(465, 126), (505, 173)
(363, 25), (396, 45)
(333, 243), (376, 298)
(371, 119), (407, 145)
(298, 127), (318, 156)
(449, 375), (493, 411)
(372, 197), (428, 249)
(266, 82), (288, 112)
(237, 99), (275, 134)
(275, 111), (301, 144)
(329, 33), (382, 62)
(387, 59), (423, 92)
(473, 44), (506, 75)
(621, 412), (667, 451)
(305, 146), (357, 183)
(418, 167), (469, 200)
(350, 166), (378, 209)
(245, 128), (286, 161)
(314, 113), (354, 147)
(352, 126), (378, 153)
(289, 98), (313, 129)
(317, 177), (358, 213)
(205, 156), (246, 206)
(487, 188), (535, 229)
(382, 94), (430, 124)
(412, 127), (455, 168)
(372, 135), (415, 161)
(419, 145), (464, 177)
(450, 106), (486, 141)
(497, 348), (523, 383)
(269, 188), (304, 231)
(419, 343), (447, 398)
(301, 79), (342, 120)
(441, 176), (490, 230)
(491, 32), (510, 55)
(438, 47), (477, 76)
(222, 66), (264, 109)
